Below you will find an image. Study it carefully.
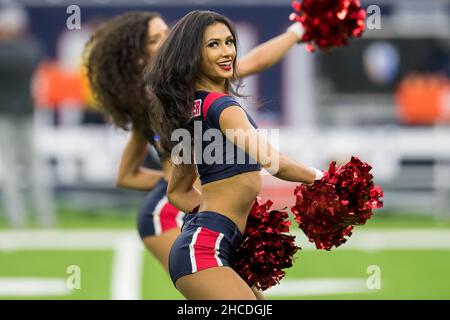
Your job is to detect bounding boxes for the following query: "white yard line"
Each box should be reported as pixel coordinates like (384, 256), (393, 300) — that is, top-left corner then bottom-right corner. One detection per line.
(0, 278), (70, 297)
(0, 230), (136, 251)
(110, 235), (143, 300)
(1, 229), (450, 251)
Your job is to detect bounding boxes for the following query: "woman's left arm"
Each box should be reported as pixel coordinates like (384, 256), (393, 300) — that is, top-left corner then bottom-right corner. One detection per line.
(237, 24), (303, 78)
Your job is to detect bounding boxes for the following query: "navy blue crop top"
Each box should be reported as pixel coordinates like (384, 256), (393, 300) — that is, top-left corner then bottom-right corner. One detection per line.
(190, 91), (261, 185)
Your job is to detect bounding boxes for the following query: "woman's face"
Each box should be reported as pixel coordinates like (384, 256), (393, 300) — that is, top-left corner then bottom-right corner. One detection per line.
(147, 17), (169, 57)
(199, 22), (236, 83)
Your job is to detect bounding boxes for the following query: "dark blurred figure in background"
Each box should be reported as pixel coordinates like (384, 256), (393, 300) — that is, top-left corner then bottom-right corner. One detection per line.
(0, 2), (55, 227)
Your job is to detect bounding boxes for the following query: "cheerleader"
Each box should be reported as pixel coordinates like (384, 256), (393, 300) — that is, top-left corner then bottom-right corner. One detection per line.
(84, 11), (307, 273)
(147, 10), (322, 300)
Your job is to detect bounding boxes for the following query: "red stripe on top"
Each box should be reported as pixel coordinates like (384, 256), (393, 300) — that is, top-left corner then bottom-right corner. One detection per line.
(159, 202), (180, 233)
(202, 92), (227, 121)
(193, 228), (221, 272)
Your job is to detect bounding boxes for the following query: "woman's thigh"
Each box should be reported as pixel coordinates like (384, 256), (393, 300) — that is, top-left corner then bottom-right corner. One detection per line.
(175, 266), (257, 300)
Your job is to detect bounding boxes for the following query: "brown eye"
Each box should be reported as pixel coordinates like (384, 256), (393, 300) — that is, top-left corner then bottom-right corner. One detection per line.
(226, 39), (235, 46)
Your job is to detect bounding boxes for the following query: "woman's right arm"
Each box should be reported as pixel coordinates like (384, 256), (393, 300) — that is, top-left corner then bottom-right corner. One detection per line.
(116, 129), (164, 191)
(218, 106), (318, 184)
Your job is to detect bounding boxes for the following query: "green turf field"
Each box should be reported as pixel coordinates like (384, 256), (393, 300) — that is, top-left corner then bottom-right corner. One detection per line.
(144, 247), (450, 299)
(1, 247), (449, 299)
(0, 250), (113, 299)
(1, 210), (450, 300)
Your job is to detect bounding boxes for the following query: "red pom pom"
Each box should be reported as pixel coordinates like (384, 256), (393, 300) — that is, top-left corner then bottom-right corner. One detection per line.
(233, 198), (300, 291)
(290, 0), (366, 52)
(291, 156), (383, 250)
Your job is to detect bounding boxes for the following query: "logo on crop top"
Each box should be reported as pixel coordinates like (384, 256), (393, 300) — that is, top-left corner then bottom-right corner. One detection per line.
(191, 99), (202, 118)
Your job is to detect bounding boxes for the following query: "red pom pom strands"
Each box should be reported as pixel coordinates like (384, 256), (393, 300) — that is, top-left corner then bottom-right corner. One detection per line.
(291, 156), (383, 250)
(233, 198), (300, 291)
(289, 0), (366, 52)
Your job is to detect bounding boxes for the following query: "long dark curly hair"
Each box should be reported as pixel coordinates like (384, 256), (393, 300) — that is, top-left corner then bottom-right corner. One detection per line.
(84, 11), (161, 138)
(146, 10), (242, 156)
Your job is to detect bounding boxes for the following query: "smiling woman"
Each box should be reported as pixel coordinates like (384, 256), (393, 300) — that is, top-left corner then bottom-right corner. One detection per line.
(147, 11), (242, 158)
(198, 24), (236, 86)
(147, 10), (318, 300)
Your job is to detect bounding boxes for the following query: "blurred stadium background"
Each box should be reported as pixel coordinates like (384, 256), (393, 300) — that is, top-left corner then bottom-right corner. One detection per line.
(1, 0), (450, 300)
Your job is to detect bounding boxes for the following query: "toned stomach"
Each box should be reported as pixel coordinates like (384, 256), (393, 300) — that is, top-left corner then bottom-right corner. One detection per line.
(199, 171), (261, 234)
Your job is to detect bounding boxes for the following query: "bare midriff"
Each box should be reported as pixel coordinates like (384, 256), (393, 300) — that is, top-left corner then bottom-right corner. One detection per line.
(199, 171), (261, 234)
